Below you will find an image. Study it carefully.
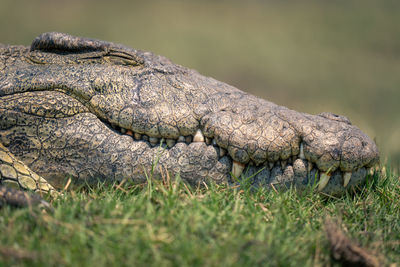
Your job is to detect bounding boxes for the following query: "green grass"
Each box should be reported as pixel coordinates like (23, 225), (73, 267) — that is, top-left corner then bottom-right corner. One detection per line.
(0, 165), (399, 266)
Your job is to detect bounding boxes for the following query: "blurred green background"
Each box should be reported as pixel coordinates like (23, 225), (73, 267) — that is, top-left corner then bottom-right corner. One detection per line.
(1, 0), (399, 166)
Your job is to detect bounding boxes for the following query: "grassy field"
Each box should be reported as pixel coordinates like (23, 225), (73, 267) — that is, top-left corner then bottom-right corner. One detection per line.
(0, 166), (399, 266)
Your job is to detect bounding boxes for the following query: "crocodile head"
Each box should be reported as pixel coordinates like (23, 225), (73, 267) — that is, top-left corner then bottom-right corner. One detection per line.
(0, 32), (379, 195)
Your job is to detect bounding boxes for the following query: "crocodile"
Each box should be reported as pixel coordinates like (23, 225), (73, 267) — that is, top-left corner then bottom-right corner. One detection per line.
(0, 32), (379, 204)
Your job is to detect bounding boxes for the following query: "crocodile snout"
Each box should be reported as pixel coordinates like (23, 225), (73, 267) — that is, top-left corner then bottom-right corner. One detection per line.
(0, 32), (380, 196)
(198, 95), (379, 192)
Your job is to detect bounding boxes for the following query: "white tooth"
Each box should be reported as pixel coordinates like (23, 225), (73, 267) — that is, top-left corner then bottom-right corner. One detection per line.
(205, 137), (212, 145)
(307, 161), (313, 172)
(166, 139), (176, 148)
(133, 132), (142, 140)
(185, 136), (193, 143)
(318, 172), (331, 191)
(121, 128), (127, 134)
(193, 129), (205, 142)
(299, 143), (305, 159)
(177, 136), (185, 142)
(149, 137), (159, 146)
(269, 162), (274, 170)
(343, 172), (352, 187)
(368, 168), (374, 176)
(212, 139), (217, 146)
(219, 147), (227, 157)
(232, 160), (245, 178)
(126, 130), (134, 136)
(281, 160), (287, 169)
(381, 166), (386, 176)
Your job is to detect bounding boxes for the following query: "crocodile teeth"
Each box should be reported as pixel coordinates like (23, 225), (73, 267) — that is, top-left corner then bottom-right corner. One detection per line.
(185, 136), (193, 143)
(134, 133), (142, 140)
(232, 160), (245, 178)
(149, 137), (159, 146)
(318, 172), (331, 191)
(193, 129), (205, 142)
(126, 130), (134, 136)
(368, 168), (374, 176)
(177, 136), (185, 142)
(212, 139), (217, 146)
(219, 147), (227, 157)
(269, 162), (274, 170)
(307, 161), (313, 172)
(166, 139), (176, 148)
(281, 160), (287, 169)
(343, 172), (352, 187)
(299, 143), (305, 159)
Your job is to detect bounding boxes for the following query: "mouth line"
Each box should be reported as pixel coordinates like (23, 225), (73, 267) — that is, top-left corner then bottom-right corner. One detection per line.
(102, 120), (372, 192)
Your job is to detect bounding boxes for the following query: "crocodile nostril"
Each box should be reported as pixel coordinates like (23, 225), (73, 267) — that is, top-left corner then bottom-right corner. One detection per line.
(362, 141), (368, 147)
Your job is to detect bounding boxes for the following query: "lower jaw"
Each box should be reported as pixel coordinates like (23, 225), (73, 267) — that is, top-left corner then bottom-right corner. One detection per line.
(109, 140), (369, 196)
(28, 139), (368, 196)
(240, 163), (368, 196)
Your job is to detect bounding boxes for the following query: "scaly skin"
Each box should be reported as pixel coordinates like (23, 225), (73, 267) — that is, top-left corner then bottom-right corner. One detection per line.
(0, 32), (379, 202)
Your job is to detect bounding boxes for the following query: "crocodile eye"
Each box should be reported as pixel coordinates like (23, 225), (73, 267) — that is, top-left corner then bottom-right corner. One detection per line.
(103, 50), (144, 66)
(104, 55), (140, 66)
